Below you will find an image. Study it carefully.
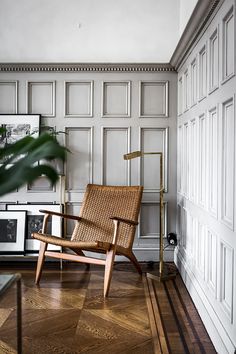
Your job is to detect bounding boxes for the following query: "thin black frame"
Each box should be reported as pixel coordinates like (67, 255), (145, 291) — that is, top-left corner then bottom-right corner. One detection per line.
(0, 210), (26, 254)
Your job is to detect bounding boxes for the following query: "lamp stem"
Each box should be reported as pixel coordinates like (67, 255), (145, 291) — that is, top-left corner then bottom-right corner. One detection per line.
(159, 153), (164, 276)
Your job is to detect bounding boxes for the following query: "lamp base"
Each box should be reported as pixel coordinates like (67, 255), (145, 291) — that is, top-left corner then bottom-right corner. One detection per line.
(146, 262), (177, 282)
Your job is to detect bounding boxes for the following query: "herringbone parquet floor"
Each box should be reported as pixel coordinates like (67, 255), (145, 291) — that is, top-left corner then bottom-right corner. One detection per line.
(0, 262), (216, 354)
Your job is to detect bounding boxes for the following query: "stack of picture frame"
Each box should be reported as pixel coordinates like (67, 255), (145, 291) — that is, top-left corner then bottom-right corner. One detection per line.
(0, 114), (64, 256)
(0, 204), (62, 255)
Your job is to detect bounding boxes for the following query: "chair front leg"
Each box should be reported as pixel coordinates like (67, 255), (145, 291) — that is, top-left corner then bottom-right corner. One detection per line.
(104, 219), (120, 297)
(104, 245), (116, 297)
(35, 241), (47, 284)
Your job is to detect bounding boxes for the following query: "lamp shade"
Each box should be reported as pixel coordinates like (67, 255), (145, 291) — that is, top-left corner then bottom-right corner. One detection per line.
(123, 151), (142, 160)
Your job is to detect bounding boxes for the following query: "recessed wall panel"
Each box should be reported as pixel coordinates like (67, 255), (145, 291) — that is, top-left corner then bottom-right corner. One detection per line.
(0, 81), (17, 114)
(184, 69), (189, 111)
(140, 202), (167, 238)
(183, 123), (189, 197)
(64, 81), (93, 117)
(178, 125), (183, 193)
(199, 44), (207, 100)
(185, 212), (193, 257)
(139, 81), (168, 117)
(102, 127), (130, 185)
(191, 59), (197, 105)
(65, 203), (81, 238)
(196, 222), (206, 279)
(207, 230), (217, 296)
(27, 176), (55, 192)
(189, 119), (198, 202)
(140, 127), (168, 192)
(178, 77), (183, 115)
(66, 127), (93, 191)
(209, 28), (219, 92)
(102, 81), (130, 117)
(27, 81), (55, 117)
(221, 98), (234, 229)
(208, 107), (218, 217)
(220, 241), (234, 322)
(199, 114), (206, 208)
(222, 7), (234, 81)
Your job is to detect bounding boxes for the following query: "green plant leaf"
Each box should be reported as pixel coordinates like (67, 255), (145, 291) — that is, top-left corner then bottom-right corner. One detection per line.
(0, 132), (67, 197)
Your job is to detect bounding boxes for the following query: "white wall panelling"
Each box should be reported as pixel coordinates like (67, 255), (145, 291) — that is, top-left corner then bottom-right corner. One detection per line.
(139, 201), (167, 239)
(177, 125), (183, 193)
(222, 5), (235, 83)
(0, 68), (177, 261)
(220, 240), (234, 323)
(101, 81), (131, 117)
(0, 81), (18, 113)
(190, 58), (197, 106)
(189, 118), (198, 203)
(139, 80), (169, 117)
(26, 81), (56, 117)
(183, 68), (189, 111)
(209, 27), (219, 93)
(64, 81), (93, 117)
(139, 127), (168, 193)
(220, 97), (234, 230)
(198, 43), (207, 101)
(65, 202), (82, 238)
(101, 127), (130, 186)
(178, 76), (183, 115)
(199, 113), (207, 208)
(208, 106), (218, 218)
(183, 122), (189, 197)
(196, 221), (206, 280)
(27, 176), (55, 192)
(65, 127), (93, 192)
(207, 229), (217, 297)
(176, 1), (236, 352)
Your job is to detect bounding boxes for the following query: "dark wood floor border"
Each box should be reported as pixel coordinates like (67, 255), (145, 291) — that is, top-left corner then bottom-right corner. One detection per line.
(170, 280), (206, 353)
(143, 275), (169, 354)
(143, 275), (217, 354)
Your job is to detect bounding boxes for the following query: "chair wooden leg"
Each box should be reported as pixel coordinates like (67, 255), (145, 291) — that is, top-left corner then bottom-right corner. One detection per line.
(104, 246), (116, 297)
(35, 241), (47, 284)
(127, 252), (142, 275)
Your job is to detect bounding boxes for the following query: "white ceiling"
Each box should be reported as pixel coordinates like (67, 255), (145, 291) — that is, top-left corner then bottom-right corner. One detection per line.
(0, 0), (198, 63)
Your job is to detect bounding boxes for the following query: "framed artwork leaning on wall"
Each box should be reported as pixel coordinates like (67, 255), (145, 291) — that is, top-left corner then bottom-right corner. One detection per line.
(6, 204), (62, 253)
(0, 210), (26, 254)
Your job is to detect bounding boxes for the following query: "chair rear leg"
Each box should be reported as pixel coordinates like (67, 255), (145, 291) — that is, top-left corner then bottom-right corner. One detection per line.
(104, 246), (116, 297)
(127, 252), (142, 275)
(35, 241), (47, 284)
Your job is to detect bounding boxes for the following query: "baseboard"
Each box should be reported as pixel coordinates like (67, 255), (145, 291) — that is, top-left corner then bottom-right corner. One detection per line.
(175, 247), (235, 354)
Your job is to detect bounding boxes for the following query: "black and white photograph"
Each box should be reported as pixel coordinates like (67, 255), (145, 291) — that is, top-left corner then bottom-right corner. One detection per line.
(6, 204), (61, 252)
(0, 114), (40, 149)
(0, 211), (26, 253)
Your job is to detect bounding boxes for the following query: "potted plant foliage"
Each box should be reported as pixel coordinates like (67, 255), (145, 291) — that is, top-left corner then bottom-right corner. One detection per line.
(0, 128), (67, 197)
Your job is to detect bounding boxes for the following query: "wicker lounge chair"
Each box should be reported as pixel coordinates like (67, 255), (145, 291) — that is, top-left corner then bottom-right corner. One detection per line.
(32, 184), (143, 297)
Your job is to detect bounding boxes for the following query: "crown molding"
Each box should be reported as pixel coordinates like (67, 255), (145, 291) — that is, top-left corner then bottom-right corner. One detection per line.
(0, 62), (175, 73)
(170, 0), (224, 70)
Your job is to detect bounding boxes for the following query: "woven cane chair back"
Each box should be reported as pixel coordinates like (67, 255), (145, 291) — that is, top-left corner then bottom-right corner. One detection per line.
(71, 184), (143, 249)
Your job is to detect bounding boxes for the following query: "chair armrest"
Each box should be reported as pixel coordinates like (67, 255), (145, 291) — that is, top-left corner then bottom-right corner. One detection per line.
(39, 209), (82, 221)
(110, 216), (138, 226)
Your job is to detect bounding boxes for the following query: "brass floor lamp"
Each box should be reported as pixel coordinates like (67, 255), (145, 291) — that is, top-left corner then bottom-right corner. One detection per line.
(123, 151), (176, 281)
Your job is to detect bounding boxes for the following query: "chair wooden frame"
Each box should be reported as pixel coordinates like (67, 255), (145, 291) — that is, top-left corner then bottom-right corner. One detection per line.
(32, 184), (143, 297)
